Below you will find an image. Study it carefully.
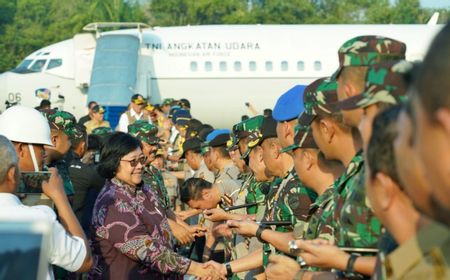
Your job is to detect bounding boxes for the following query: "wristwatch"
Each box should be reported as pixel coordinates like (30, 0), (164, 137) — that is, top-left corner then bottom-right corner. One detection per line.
(344, 253), (359, 277)
(225, 262), (233, 278)
(256, 225), (267, 243)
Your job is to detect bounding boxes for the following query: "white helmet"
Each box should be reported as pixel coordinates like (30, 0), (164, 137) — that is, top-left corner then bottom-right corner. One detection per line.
(0, 105), (53, 146)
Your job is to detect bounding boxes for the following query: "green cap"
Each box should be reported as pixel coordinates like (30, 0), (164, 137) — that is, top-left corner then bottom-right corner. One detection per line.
(41, 109), (76, 137)
(91, 126), (112, 136)
(128, 120), (159, 145)
(337, 60), (412, 110)
(162, 98), (175, 106)
(298, 77), (339, 127)
(280, 124), (318, 153)
(241, 116), (276, 159)
(332, 35), (406, 80)
(229, 115), (264, 151)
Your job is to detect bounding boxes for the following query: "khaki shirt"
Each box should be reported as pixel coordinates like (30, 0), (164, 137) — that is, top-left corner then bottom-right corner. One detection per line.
(84, 120), (111, 134)
(384, 220), (450, 280)
(194, 160), (215, 183)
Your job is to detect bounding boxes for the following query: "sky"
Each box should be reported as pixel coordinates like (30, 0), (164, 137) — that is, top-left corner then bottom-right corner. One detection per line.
(420, 0), (449, 8)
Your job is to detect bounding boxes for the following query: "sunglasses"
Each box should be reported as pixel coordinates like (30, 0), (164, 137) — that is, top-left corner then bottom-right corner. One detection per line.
(121, 155), (147, 167)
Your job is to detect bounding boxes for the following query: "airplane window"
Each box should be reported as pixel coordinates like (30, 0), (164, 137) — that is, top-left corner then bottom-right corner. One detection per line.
(190, 61), (198, 72)
(314, 61), (322, 71)
(16, 59), (33, 70)
(234, 61), (242, 71)
(281, 61), (288, 71)
(265, 61), (273, 71)
(297, 61), (305, 71)
(47, 59), (62, 70)
(30, 60), (47, 72)
(205, 61), (212, 72)
(219, 61), (227, 71)
(249, 61), (256, 71)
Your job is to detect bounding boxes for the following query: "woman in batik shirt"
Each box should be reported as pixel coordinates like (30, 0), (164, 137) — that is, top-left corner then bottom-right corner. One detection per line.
(88, 132), (216, 280)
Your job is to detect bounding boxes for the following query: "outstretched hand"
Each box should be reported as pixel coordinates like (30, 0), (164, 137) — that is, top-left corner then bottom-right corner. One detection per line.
(296, 239), (349, 270)
(266, 254), (301, 280)
(226, 219), (259, 237)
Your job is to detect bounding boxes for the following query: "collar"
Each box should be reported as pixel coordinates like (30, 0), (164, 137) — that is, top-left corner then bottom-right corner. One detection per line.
(387, 220), (450, 278)
(130, 108), (144, 118)
(0, 193), (22, 206)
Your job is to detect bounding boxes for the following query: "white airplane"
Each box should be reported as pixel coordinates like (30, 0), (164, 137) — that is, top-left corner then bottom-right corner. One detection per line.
(0, 21), (443, 128)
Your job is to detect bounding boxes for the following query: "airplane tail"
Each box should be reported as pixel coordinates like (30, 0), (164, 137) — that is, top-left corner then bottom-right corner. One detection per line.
(427, 12), (439, 25)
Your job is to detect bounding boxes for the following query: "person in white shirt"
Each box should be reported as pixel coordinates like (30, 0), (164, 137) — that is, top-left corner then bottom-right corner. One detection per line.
(0, 106), (92, 279)
(116, 94), (146, 132)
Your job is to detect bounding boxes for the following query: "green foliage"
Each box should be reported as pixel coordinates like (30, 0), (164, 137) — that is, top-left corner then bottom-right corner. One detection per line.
(0, 0), (447, 72)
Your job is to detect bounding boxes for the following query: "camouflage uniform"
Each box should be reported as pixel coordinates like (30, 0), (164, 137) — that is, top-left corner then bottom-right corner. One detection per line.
(296, 77), (343, 243)
(42, 109), (77, 197)
(261, 169), (316, 267)
(336, 61), (412, 249)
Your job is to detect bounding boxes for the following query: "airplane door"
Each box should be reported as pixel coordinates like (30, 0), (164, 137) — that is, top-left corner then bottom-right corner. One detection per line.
(88, 34), (140, 127)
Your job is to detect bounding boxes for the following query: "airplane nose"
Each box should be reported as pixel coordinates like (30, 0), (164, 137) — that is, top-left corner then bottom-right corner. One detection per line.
(0, 73), (8, 96)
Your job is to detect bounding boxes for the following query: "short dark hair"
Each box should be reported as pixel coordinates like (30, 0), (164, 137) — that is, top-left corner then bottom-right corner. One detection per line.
(415, 22), (450, 121)
(97, 132), (142, 179)
(180, 177), (212, 203)
(88, 101), (97, 109)
(367, 105), (402, 183)
(212, 146), (230, 159)
(87, 134), (103, 151)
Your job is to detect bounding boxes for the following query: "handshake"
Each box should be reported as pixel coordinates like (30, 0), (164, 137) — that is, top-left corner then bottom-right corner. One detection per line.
(188, 260), (227, 280)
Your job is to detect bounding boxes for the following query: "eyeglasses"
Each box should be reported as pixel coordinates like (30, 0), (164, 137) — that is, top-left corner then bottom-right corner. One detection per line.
(121, 155), (147, 167)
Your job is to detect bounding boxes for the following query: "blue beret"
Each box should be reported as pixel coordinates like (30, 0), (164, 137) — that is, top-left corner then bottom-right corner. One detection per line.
(206, 129), (231, 142)
(272, 85), (305, 122)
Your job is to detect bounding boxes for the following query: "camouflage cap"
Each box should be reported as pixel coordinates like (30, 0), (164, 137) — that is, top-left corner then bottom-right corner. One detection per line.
(228, 115), (264, 151)
(91, 126), (112, 136)
(242, 116), (276, 159)
(298, 77), (339, 127)
(162, 98), (175, 106)
(128, 120), (159, 145)
(280, 124), (318, 153)
(337, 60), (412, 110)
(332, 35), (406, 80)
(72, 123), (87, 141)
(41, 109), (76, 137)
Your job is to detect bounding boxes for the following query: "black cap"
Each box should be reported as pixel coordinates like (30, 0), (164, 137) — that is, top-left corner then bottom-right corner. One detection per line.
(181, 137), (202, 158)
(261, 116), (278, 140)
(209, 133), (231, 147)
(198, 124), (214, 142)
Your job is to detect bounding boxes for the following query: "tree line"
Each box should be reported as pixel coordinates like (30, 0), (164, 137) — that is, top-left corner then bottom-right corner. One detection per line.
(0, 0), (448, 72)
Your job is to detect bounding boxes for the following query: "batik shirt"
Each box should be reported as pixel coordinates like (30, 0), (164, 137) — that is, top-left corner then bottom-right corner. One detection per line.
(89, 178), (190, 280)
(142, 165), (171, 210)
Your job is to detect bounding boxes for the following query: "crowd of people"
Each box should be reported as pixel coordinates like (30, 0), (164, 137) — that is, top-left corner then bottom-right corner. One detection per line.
(0, 22), (449, 280)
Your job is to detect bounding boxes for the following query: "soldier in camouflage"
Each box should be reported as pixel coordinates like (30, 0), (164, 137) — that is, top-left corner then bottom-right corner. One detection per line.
(211, 115), (315, 278)
(41, 109), (77, 202)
